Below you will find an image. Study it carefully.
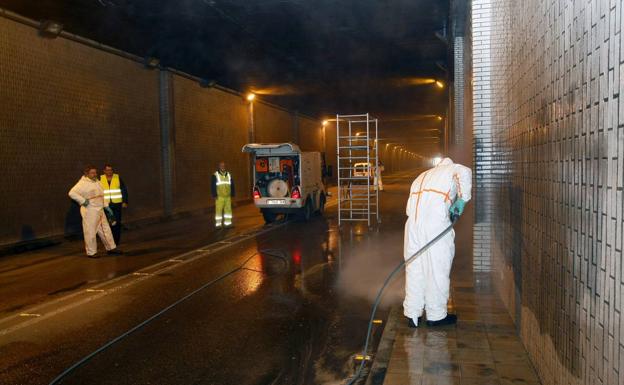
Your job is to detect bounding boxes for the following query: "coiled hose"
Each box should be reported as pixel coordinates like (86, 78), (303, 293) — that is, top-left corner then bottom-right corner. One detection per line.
(346, 216), (458, 385)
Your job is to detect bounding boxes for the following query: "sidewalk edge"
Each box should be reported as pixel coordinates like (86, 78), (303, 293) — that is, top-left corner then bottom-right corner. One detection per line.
(365, 306), (401, 385)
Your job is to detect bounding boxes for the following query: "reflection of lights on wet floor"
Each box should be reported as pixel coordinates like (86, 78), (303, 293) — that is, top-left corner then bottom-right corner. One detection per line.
(239, 256), (263, 296)
(292, 250), (302, 265)
(352, 223), (368, 236)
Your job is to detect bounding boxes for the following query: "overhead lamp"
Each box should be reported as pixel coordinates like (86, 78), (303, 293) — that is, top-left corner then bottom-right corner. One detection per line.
(435, 80), (445, 89)
(199, 79), (217, 88)
(322, 120), (329, 126)
(436, 115), (443, 121)
(144, 57), (160, 69)
(246, 93), (256, 102)
(39, 20), (63, 38)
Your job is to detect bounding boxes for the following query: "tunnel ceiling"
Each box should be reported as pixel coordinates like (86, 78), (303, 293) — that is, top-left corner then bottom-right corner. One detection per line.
(0, 0), (449, 152)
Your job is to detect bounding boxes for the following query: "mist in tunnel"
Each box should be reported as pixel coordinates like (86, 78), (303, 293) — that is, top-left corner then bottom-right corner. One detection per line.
(336, 231), (405, 307)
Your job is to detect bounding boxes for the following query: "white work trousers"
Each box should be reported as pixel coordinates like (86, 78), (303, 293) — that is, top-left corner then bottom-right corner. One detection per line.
(81, 206), (116, 256)
(403, 221), (455, 322)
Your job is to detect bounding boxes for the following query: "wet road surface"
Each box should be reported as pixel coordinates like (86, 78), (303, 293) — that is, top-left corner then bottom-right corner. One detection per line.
(0, 171), (421, 385)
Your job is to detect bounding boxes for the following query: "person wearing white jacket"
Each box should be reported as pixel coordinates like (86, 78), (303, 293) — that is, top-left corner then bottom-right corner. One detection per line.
(403, 157), (472, 327)
(68, 165), (122, 258)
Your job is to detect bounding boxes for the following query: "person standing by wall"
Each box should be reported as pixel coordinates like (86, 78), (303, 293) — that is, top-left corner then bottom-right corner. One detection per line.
(100, 164), (128, 245)
(69, 165), (122, 258)
(403, 157), (471, 327)
(211, 161), (235, 228)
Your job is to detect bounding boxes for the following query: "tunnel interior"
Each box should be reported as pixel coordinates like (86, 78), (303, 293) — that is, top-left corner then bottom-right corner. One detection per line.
(1, 1), (623, 385)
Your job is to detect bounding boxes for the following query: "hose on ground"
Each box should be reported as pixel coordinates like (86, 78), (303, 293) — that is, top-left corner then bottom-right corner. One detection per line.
(346, 216), (458, 385)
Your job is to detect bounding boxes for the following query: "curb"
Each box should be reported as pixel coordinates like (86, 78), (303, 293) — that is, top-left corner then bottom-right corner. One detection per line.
(365, 306), (401, 385)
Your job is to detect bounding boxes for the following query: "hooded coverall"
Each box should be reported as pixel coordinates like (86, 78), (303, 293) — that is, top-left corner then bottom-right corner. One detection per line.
(68, 176), (117, 256)
(211, 171), (234, 227)
(403, 158), (472, 324)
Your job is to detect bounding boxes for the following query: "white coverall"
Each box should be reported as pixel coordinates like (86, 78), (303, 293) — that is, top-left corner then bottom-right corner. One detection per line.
(403, 158), (472, 323)
(68, 176), (116, 256)
(374, 164), (384, 191)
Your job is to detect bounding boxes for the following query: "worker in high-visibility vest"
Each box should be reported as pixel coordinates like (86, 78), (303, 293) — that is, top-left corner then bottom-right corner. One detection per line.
(211, 161), (235, 228)
(100, 164), (129, 244)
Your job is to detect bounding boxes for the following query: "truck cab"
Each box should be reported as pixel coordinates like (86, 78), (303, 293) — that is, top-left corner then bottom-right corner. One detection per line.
(242, 143), (326, 223)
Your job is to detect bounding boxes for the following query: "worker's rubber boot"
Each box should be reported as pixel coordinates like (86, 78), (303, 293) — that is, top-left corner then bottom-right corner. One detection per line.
(426, 314), (457, 327)
(107, 248), (123, 255)
(407, 316), (424, 328)
(88, 254), (100, 259)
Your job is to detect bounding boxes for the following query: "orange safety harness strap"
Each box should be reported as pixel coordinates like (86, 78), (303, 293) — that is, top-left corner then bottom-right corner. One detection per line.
(453, 173), (463, 199)
(411, 188), (451, 203)
(413, 173), (427, 221)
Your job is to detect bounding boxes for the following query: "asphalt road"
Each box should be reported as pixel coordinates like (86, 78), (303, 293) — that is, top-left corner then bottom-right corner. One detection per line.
(0, 171), (420, 385)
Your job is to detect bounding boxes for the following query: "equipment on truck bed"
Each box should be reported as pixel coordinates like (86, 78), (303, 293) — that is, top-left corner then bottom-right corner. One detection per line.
(243, 143), (327, 223)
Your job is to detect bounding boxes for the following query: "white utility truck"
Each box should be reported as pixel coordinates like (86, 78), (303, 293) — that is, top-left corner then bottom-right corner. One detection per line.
(242, 143), (327, 223)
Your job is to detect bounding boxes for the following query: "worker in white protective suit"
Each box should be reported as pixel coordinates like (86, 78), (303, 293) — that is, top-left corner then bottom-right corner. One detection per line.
(403, 157), (471, 327)
(68, 165), (122, 258)
(374, 161), (384, 191)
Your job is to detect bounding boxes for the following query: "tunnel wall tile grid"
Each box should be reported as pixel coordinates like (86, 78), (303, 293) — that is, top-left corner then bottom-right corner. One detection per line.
(0, 16), (163, 245)
(454, 36), (466, 147)
(472, 0), (624, 384)
(472, 0), (501, 272)
(0, 13), (322, 247)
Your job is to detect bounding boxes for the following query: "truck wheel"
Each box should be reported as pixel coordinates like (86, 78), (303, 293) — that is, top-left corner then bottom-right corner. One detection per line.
(316, 194), (326, 216)
(262, 210), (277, 224)
(300, 199), (312, 222)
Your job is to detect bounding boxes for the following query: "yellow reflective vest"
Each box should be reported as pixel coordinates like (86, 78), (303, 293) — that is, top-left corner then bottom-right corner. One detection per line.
(215, 171), (232, 197)
(100, 174), (123, 203)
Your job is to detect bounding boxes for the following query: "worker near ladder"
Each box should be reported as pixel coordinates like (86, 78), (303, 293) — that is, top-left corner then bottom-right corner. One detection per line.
(211, 161), (235, 228)
(375, 161), (384, 191)
(100, 164), (128, 245)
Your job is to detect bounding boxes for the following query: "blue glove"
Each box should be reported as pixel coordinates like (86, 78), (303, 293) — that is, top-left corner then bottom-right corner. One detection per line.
(450, 198), (466, 218)
(104, 207), (117, 226)
(82, 199), (90, 207)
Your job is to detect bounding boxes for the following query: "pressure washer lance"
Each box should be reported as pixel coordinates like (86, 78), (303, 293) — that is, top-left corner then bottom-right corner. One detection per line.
(345, 214), (459, 385)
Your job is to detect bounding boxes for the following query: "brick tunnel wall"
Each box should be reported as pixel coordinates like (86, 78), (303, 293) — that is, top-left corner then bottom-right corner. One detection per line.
(172, 76), (252, 214)
(0, 15), (162, 246)
(472, 0), (624, 384)
(0, 13), (323, 248)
